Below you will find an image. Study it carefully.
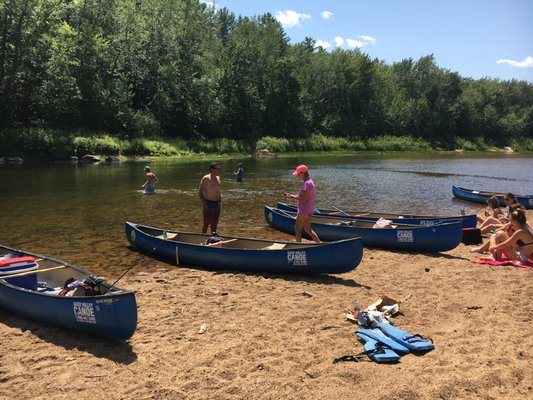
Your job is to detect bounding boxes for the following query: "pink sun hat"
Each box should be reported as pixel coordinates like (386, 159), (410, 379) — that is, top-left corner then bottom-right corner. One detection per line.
(292, 165), (309, 176)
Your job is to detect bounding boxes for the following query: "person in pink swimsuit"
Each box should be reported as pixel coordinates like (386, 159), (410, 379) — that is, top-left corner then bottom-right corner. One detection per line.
(283, 165), (320, 243)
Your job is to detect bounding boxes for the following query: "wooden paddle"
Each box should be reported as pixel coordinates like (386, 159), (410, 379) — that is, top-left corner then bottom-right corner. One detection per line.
(0, 265), (67, 280)
(276, 209), (296, 219)
(330, 205), (351, 217)
(328, 209), (370, 217)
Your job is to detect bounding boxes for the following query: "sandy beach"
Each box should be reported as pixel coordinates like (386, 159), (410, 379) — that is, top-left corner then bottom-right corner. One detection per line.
(1, 209), (532, 400)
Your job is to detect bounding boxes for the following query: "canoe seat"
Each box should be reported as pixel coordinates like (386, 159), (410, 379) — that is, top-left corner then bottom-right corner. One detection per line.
(206, 239), (239, 247)
(336, 221), (357, 227)
(262, 243), (286, 250)
(156, 233), (177, 239)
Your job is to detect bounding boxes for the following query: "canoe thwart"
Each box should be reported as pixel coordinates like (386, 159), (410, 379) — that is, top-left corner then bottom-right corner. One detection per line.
(156, 232), (178, 239)
(262, 243), (286, 250)
(206, 238), (239, 247)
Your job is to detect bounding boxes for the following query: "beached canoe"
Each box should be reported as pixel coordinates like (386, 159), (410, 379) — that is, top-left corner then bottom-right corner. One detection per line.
(265, 206), (463, 252)
(452, 186), (533, 209)
(125, 221), (363, 274)
(0, 244), (137, 340)
(276, 202), (477, 229)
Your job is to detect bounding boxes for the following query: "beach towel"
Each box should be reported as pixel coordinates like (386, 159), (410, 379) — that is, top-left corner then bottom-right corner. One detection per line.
(473, 257), (533, 269)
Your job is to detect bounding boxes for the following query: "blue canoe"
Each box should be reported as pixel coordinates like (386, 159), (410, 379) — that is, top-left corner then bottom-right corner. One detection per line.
(453, 186), (533, 209)
(0, 244), (137, 340)
(276, 202), (477, 229)
(125, 221), (363, 274)
(265, 206), (463, 252)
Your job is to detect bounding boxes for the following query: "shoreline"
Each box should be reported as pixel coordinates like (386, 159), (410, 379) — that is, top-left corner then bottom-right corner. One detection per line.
(1, 209), (532, 399)
(1, 148), (531, 166)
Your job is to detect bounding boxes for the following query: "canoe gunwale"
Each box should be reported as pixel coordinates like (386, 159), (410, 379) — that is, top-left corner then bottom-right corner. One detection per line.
(276, 202), (477, 229)
(128, 221), (362, 249)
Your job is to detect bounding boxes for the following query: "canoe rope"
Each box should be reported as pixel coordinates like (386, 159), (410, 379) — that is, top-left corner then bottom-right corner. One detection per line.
(104, 231), (168, 294)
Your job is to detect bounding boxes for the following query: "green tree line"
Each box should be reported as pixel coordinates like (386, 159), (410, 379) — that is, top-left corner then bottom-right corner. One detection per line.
(1, 0), (532, 154)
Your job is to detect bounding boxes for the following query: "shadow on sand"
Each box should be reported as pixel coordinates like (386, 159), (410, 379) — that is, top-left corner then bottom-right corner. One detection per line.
(127, 245), (370, 289)
(0, 309), (137, 365)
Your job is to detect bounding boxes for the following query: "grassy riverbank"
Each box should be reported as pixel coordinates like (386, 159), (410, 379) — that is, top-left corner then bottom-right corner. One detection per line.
(1, 128), (532, 159)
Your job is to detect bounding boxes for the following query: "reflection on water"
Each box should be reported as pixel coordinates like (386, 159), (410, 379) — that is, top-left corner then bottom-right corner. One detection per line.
(1, 154), (531, 277)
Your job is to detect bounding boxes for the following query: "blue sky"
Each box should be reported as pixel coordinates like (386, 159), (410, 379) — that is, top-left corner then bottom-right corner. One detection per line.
(204, 0), (533, 82)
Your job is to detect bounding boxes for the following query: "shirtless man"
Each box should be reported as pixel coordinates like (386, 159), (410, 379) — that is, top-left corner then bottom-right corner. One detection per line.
(199, 162), (222, 234)
(141, 166), (159, 193)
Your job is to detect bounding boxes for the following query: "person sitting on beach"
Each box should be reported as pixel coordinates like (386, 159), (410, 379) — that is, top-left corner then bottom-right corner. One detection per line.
(493, 192), (518, 222)
(478, 195), (506, 233)
(479, 202), (523, 234)
(471, 204), (525, 251)
(472, 209), (533, 263)
(478, 193), (517, 222)
(502, 193), (518, 218)
(141, 166), (159, 193)
(477, 196), (504, 224)
(471, 222), (513, 254)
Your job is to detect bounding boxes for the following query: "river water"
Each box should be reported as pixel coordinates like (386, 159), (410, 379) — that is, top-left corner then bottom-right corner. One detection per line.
(2, 153), (532, 277)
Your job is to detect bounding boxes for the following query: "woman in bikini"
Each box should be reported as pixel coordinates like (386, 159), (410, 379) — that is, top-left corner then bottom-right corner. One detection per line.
(487, 209), (533, 263)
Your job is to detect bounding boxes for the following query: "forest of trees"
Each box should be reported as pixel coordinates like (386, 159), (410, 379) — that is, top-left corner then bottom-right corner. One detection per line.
(1, 0), (532, 153)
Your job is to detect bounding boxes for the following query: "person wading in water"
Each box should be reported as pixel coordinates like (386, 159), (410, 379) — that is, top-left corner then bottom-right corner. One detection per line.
(199, 162), (222, 234)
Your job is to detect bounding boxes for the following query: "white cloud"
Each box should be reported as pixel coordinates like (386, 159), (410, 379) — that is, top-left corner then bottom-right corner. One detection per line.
(321, 11), (333, 20)
(496, 56), (533, 68)
(275, 10), (311, 28)
(315, 39), (332, 49)
(358, 35), (376, 45)
(327, 34), (377, 50)
(346, 38), (365, 48)
(200, 0), (216, 10)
